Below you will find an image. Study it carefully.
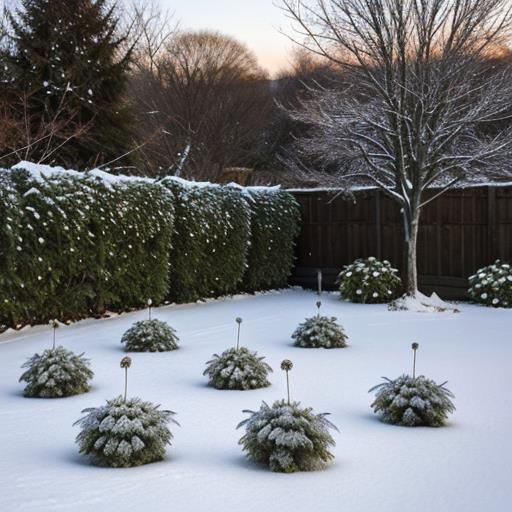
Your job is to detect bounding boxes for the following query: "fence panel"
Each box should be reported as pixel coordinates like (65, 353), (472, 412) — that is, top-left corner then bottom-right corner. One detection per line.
(289, 186), (512, 299)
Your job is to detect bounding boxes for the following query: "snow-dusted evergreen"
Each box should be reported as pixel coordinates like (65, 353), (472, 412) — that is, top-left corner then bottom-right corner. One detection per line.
(121, 319), (179, 352)
(19, 346), (93, 398)
(204, 347), (272, 390)
(204, 317), (272, 390)
(292, 301), (348, 348)
(338, 257), (402, 303)
(369, 342), (455, 426)
(369, 375), (455, 427)
(468, 260), (512, 308)
(237, 400), (337, 472)
(75, 356), (178, 467)
(74, 396), (178, 467)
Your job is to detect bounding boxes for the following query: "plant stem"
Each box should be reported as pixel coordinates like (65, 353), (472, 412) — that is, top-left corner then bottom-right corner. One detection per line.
(413, 350), (417, 379)
(148, 306), (152, 321)
(52, 327), (56, 350)
(236, 322), (241, 350)
(286, 370), (290, 405)
(124, 368), (128, 402)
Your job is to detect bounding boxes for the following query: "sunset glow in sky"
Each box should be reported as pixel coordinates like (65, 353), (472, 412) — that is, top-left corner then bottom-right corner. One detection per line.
(159, 0), (295, 75)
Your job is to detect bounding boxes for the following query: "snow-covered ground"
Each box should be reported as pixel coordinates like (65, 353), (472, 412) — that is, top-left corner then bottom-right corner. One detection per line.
(0, 289), (511, 512)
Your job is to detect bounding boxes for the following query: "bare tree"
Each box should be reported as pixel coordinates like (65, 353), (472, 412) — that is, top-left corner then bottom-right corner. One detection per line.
(129, 30), (272, 179)
(0, 89), (92, 166)
(280, 0), (512, 302)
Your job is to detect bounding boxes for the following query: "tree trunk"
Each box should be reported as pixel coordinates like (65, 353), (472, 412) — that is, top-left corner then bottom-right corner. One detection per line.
(406, 214), (420, 296)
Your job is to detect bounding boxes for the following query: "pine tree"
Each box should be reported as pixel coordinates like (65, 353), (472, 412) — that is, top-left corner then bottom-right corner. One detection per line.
(2, 0), (134, 167)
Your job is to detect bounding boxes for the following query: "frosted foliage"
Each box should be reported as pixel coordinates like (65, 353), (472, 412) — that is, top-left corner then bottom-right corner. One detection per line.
(75, 396), (178, 467)
(468, 260), (512, 308)
(292, 315), (348, 348)
(19, 346), (93, 398)
(370, 375), (455, 427)
(238, 400), (337, 473)
(338, 257), (402, 304)
(121, 319), (179, 352)
(204, 347), (272, 390)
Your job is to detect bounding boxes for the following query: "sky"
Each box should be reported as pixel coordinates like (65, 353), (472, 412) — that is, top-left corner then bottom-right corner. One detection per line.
(158, 0), (296, 75)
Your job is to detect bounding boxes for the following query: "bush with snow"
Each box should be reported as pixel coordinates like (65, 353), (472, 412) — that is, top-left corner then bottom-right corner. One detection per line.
(19, 346), (93, 398)
(121, 319), (179, 352)
(204, 347), (272, 390)
(161, 178), (250, 303)
(75, 396), (178, 467)
(292, 315), (348, 348)
(237, 400), (337, 472)
(0, 165), (175, 329)
(468, 260), (512, 308)
(369, 375), (455, 427)
(338, 257), (402, 303)
(243, 188), (301, 292)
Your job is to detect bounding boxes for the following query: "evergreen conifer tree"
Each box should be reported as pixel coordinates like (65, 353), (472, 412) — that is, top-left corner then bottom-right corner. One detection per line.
(1, 0), (134, 167)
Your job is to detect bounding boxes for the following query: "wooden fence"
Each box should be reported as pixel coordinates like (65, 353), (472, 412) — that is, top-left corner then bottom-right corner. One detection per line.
(289, 185), (512, 299)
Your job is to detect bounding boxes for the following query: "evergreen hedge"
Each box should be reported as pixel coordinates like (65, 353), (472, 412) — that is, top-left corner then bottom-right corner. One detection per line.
(0, 164), (174, 329)
(242, 188), (301, 291)
(0, 164), (301, 331)
(160, 178), (250, 303)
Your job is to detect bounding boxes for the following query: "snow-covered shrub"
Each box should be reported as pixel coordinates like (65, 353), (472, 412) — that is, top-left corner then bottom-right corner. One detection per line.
(0, 171), (21, 331)
(237, 400), (337, 472)
(75, 396), (178, 467)
(0, 164), (174, 330)
(338, 257), (402, 303)
(161, 178), (250, 303)
(468, 260), (512, 308)
(121, 319), (179, 352)
(243, 189), (301, 291)
(19, 346), (93, 398)
(369, 375), (455, 427)
(292, 315), (348, 348)
(204, 347), (272, 390)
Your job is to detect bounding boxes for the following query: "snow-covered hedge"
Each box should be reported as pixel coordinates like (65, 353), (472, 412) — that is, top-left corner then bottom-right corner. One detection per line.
(0, 163), (301, 331)
(338, 257), (402, 303)
(121, 319), (179, 352)
(369, 375), (455, 427)
(468, 260), (512, 308)
(204, 347), (272, 390)
(0, 164), (174, 329)
(19, 346), (93, 398)
(75, 396), (178, 467)
(161, 178), (250, 303)
(237, 400), (337, 472)
(243, 189), (301, 291)
(292, 315), (348, 349)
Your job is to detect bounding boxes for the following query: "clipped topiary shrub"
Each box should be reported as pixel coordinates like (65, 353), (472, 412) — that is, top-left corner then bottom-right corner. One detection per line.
(75, 396), (178, 467)
(338, 257), (402, 303)
(243, 188), (301, 292)
(204, 347), (272, 390)
(369, 375), (455, 427)
(292, 301), (348, 349)
(121, 319), (179, 352)
(237, 400), (337, 472)
(19, 346), (93, 398)
(161, 178), (250, 303)
(468, 260), (512, 307)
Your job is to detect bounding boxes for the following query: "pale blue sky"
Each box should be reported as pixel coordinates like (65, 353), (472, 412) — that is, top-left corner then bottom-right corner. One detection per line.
(158, 0), (295, 75)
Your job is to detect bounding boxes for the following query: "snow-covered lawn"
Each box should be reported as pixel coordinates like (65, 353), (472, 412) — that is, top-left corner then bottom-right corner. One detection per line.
(1, 289), (511, 512)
